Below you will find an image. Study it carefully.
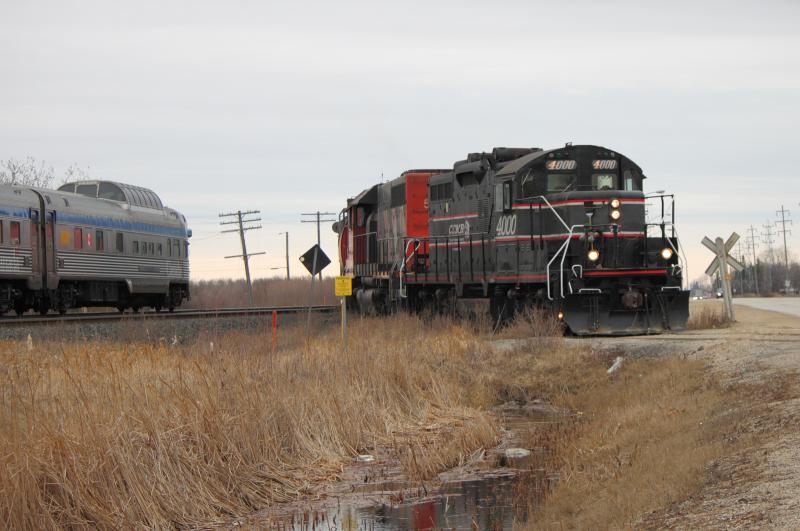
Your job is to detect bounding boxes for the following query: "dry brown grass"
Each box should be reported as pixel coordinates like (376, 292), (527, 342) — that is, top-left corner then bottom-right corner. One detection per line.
(521, 352), (726, 530)
(688, 300), (729, 329)
(0, 310), (733, 529)
(187, 277), (334, 309)
(0, 315), (531, 529)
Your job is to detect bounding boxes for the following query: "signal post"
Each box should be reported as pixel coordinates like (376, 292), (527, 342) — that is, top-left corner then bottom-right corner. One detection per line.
(334, 276), (352, 347)
(702, 233), (745, 322)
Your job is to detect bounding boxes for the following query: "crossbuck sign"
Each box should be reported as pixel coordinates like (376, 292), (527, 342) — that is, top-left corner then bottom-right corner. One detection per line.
(702, 232), (745, 321)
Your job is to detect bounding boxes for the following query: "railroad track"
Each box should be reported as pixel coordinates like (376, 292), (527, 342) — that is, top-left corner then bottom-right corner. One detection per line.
(0, 305), (338, 327)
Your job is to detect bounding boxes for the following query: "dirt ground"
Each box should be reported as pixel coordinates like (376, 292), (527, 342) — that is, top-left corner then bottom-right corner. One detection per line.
(579, 303), (800, 529)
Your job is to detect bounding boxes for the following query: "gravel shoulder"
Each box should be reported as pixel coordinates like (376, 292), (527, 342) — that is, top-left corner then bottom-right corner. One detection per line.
(580, 302), (800, 528)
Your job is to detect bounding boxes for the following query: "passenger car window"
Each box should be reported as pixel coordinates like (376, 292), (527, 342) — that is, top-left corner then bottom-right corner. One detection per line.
(116, 233), (124, 252)
(157, 243), (162, 256)
(0, 221), (3, 244)
(76, 183), (98, 198)
(96, 230), (104, 251)
(74, 228), (82, 250)
(10, 222), (20, 245)
(148, 242), (154, 255)
(133, 241), (139, 254)
(99, 182), (126, 201)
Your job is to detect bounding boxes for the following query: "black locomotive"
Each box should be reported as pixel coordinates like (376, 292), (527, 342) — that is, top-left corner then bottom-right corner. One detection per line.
(335, 144), (689, 335)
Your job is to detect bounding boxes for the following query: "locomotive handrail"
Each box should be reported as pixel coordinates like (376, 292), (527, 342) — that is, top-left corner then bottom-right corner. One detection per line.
(644, 221), (688, 289)
(518, 195), (571, 232)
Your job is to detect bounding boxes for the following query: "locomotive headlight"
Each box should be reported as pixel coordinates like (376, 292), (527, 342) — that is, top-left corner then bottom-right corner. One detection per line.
(609, 209), (622, 221)
(609, 198), (621, 209)
(587, 248), (600, 262)
(661, 247), (674, 260)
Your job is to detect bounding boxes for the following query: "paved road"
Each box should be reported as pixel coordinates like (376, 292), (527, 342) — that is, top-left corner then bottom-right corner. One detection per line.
(733, 297), (800, 318)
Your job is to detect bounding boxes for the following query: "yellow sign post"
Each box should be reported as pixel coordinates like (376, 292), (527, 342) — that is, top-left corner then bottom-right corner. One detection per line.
(334, 276), (352, 346)
(334, 276), (352, 297)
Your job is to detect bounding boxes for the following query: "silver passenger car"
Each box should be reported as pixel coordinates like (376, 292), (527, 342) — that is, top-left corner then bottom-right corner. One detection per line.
(0, 180), (190, 314)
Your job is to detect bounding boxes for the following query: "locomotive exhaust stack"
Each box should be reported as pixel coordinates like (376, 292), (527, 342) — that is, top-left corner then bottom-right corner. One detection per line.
(337, 144), (689, 335)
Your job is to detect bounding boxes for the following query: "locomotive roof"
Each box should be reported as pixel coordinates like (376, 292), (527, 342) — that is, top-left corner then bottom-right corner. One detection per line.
(495, 144), (644, 177)
(58, 180), (164, 209)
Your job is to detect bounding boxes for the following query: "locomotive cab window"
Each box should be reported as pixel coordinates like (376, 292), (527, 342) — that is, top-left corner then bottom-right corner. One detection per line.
(520, 169), (538, 198)
(623, 170), (640, 191)
(494, 181), (513, 212)
(592, 174), (617, 191)
(547, 174), (576, 193)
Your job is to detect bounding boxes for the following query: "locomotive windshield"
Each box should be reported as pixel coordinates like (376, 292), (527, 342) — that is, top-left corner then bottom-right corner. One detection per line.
(547, 173), (576, 192)
(592, 173), (617, 190)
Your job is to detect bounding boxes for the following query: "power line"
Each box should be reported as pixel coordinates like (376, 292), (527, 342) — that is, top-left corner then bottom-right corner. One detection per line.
(220, 210), (265, 306)
(776, 205), (792, 293)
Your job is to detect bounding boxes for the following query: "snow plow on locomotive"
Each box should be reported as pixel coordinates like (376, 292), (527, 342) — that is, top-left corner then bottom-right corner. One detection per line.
(335, 145), (689, 335)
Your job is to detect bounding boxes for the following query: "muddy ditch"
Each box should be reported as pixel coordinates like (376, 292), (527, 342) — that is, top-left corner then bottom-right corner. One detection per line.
(241, 403), (573, 530)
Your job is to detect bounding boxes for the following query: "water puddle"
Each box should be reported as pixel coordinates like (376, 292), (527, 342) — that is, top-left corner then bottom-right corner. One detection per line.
(253, 404), (567, 530)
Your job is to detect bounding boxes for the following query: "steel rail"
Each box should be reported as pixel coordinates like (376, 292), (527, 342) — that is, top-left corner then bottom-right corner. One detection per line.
(0, 305), (338, 327)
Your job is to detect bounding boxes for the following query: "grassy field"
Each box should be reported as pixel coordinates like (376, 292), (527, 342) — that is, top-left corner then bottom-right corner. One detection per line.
(186, 277), (335, 309)
(0, 312), (734, 529)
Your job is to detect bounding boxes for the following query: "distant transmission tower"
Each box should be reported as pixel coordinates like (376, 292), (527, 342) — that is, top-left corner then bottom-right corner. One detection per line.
(762, 222), (776, 292)
(220, 210), (265, 306)
(745, 226), (759, 295)
(776, 205), (792, 293)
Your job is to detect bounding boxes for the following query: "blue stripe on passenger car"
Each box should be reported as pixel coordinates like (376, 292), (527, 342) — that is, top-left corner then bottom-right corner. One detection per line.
(55, 212), (188, 238)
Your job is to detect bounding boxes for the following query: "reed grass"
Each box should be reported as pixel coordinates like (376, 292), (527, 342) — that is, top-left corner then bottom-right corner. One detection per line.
(0, 315), (536, 529)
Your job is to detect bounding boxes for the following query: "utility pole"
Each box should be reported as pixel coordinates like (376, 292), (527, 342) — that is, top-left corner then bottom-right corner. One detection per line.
(735, 240), (745, 295)
(776, 205), (792, 293)
(746, 226), (759, 295)
(220, 210), (265, 306)
(279, 232), (290, 280)
(301, 211), (337, 281)
(762, 222), (776, 293)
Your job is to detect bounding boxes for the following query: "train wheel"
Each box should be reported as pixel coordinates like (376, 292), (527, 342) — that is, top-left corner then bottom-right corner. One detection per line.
(132, 306), (140, 313)
(154, 305), (162, 313)
(117, 305), (126, 313)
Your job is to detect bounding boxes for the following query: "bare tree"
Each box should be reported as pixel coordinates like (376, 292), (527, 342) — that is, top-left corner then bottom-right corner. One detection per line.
(0, 157), (56, 188)
(61, 163), (91, 185)
(0, 158), (92, 189)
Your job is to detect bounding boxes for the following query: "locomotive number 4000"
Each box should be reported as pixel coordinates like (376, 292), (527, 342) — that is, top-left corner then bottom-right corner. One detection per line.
(495, 215), (517, 237)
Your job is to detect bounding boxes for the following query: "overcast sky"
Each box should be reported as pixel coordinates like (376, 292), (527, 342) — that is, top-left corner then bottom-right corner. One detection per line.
(2, 0), (798, 282)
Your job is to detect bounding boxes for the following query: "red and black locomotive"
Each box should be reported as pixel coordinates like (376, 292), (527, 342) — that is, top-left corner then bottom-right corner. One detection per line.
(335, 144), (689, 335)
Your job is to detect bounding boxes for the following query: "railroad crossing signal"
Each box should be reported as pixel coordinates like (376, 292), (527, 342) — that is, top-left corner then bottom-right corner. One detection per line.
(702, 232), (744, 322)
